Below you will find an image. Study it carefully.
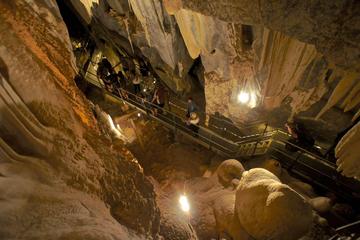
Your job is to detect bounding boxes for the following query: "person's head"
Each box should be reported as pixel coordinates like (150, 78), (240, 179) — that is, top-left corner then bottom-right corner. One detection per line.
(190, 112), (198, 120)
(188, 97), (193, 103)
(285, 121), (299, 138)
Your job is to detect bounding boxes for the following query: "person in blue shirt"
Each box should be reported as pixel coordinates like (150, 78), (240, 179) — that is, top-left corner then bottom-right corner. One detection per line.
(186, 97), (197, 118)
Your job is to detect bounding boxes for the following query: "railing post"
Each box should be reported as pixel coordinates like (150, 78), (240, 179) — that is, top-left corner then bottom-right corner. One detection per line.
(251, 140), (259, 156)
(172, 114), (177, 136)
(262, 123), (268, 136)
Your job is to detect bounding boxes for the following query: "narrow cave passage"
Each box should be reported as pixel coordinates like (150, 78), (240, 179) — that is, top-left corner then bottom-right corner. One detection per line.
(1, 1), (360, 240)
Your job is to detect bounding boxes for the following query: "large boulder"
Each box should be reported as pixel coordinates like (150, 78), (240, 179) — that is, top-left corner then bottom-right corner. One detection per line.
(216, 159), (245, 188)
(235, 168), (313, 240)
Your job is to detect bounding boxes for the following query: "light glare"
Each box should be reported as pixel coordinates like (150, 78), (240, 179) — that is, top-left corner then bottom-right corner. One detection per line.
(238, 91), (250, 104)
(179, 195), (190, 212)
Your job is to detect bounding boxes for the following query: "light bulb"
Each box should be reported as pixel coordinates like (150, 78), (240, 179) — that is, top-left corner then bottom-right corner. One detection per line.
(179, 195), (190, 212)
(238, 91), (250, 104)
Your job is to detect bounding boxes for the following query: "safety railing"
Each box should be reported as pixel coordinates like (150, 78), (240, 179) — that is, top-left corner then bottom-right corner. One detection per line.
(85, 60), (271, 143)
(82, 62), (328, 160)
(82, 61), (334, 161)
(81, 65), (273, 157)
(79, 65), (360, 204)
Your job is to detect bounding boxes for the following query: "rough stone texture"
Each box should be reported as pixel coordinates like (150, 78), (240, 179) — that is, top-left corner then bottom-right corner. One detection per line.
(179, 0), (360, 72)
(164, 2), (358, 143)
(308, 197), (333, 214)
(336, 121), (360, 179)
(152, 181), (198, 240)
(70, 0), (194, 93)
(235, 168), (313, 240)
(183, 161), (316, 239)
(70, 0), (359, 149)
(178, 160), (252, 239)
(166, 0), (360, 179)
(0, 0), (192, 238)
(216, 159), (245, 188)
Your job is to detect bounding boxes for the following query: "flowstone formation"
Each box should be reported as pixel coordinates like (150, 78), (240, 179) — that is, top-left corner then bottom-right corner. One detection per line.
(0, 1), (193, 239)
(185, 159), (333, 240)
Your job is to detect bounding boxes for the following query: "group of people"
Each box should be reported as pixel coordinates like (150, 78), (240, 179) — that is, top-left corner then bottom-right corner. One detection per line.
(98, 57), (351, 158)
(96, 57), (184, 117)
(96, 56), (203, 135)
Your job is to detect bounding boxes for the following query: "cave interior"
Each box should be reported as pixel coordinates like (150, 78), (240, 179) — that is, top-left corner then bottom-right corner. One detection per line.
(0, 0), (360, 240)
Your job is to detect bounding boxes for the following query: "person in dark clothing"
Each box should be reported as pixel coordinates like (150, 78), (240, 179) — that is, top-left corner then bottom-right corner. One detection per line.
(131, 70), (141, 95)
(97, 57), (114, 80)
(285, 121), (317, 154)
(119, 70), (127, 81)
(152, 85), (166, 115)
(97, 57), (115, 93)
(186, 97), (198, 118)
(139, 60), (148, 76)
(103, 72), (118, 93)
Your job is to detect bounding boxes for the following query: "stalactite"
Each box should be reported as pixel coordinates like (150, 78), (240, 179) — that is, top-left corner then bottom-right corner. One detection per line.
(343, 81), (360, 112)
(258, 28), (318, 110)
(316, 71), (358, 119)
(124, 18), (134, 54)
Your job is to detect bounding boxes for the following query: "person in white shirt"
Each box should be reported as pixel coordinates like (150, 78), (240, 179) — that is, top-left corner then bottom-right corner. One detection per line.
(186, 112), (200, 136)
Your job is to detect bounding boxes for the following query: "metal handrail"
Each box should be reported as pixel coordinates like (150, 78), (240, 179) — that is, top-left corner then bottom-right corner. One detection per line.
(82, 69), (329, 159)
(82, 72), (244, 155)
(82, 69), (360, 205)
(169, 96), (267, 128)
(85, 62), (268, 139)
(87, 58), (268, 137)
(272, 131), (335, 166)
(81, 60), (336, 164)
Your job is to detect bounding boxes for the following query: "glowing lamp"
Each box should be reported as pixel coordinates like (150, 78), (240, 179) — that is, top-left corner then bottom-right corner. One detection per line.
(179, 195), (190, 213)
(237, 91), (250, 104)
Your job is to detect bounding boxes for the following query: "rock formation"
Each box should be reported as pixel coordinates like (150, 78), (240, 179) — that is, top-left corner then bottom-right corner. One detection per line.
(0, 0), (192, 238)
(69, 0), (359, 134)
(336, 121), (360, 179)
(184, 159), (323, 240)
(1, 0), (359, 239)
(236, 168), (313, 240)
(165, 0), (360, 178)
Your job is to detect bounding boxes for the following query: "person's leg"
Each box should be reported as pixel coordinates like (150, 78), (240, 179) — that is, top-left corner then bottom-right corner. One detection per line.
(194, 125), (199, 137)
(158, 103), (164, 114)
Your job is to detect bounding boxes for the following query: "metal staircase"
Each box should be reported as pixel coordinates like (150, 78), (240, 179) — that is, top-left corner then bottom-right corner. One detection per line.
(80, 62), (360, 207)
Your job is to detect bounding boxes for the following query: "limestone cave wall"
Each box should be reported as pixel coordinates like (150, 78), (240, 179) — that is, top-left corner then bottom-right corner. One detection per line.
(0, 1), (172, 238)
(67, 0), (360, 178)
